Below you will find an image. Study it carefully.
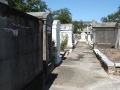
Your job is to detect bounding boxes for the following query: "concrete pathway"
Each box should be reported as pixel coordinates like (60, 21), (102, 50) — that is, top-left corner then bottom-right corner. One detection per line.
(45, 42), (120, 90)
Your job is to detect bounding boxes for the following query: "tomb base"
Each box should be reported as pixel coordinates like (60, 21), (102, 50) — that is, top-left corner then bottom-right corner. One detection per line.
(79, 39), (86, 42)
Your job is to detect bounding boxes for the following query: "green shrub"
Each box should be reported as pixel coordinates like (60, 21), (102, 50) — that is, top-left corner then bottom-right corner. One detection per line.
(60, 34), (68, 51)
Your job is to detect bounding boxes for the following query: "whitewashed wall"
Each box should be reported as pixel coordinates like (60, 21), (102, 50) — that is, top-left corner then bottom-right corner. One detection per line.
(60, 24), (74, 49)
(80, 32), (87, 42)
(52, 20), (61, 65)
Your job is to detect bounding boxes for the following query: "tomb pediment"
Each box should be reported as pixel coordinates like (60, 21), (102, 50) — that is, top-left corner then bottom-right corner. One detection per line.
(27, 12), (53, 26)
(60, 24), (74, 31)
(92, 22), (117, 28)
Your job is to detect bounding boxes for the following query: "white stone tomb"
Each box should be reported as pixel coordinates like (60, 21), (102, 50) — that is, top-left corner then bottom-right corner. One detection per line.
(52, 20), (61, 65)
(80, 32), (87, 42)
(60, 24), (74, 49)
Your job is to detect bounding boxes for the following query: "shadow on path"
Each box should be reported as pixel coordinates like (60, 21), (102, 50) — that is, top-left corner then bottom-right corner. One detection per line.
(44, 73), (58, 90)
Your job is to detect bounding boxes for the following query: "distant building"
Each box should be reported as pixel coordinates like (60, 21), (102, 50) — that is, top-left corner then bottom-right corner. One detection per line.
(77, 21), (92, 34)
(83, 21), (92, 34)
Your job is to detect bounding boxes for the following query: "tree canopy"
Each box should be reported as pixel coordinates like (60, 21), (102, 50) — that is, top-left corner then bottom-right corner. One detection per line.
(6, 1), (86, 34)
(101, 5), (120, 22)
(72, 20), (87, 34)
(52, 8), (72, 24)
(6, 0), (50, 12)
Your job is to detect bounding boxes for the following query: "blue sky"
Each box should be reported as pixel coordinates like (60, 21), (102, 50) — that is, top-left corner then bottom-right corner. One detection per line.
(44, 0), (120, 22)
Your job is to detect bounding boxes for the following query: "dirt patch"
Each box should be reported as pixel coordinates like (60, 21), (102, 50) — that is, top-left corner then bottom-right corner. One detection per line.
(66, 53), (84, 61)
(78, 54), (84, 59)
(95, 76), (106, 79)
(82, 52), (93, 53)
(100, 49), (120, 63)
(92, 60), (99, 63)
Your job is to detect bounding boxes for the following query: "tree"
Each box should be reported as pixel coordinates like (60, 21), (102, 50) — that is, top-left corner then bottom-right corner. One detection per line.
(72, 20), (87, 34)
(72, 21), (79, 33)
(6, 0), (50, 12)
(52, 8), (72, 24)
(101, 5), (120, 22)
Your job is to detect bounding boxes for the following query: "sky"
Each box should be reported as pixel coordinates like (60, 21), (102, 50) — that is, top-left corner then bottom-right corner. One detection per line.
(43, 0), (120, 22)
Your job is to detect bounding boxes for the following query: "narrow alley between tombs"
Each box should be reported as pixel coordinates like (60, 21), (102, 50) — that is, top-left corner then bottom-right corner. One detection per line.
(45, 42), (120, 90)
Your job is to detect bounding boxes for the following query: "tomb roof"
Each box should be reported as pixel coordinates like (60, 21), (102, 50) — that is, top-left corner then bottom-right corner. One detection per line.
(92, 22), (117, 28)
(60, 24), (74, 31)
(27, 12), (53, 20)
(53, 20), (61, 25)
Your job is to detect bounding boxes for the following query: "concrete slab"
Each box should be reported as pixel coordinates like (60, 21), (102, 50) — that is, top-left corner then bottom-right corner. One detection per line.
(80, 57), (99, 63)
(93, 49), (114, 67)
(81, 53), (96, 58)
(61, 60), (80, 66)
(45, 65), (114, 90)
(45, 42), (120, 90)
(66, 52), (80, 60)
(115, 63), (120, 67)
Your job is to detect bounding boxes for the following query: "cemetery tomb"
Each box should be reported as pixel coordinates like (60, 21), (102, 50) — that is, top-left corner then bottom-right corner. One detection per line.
(80, 32), (87, 42)
(92, 22), (118, 49)
(0, 4), (44, 90)
(27, 12), (54, 76)
(118, 23), (120, 49)
(73, 34), (78, 47)
(52, 20), (61, 65)
(60, 24), (74, 49)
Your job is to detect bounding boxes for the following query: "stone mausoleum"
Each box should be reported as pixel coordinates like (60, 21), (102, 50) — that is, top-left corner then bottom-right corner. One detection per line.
(52, 20), (61, 66)
(92, 21), (118, 49)
(60, 24), (74, 49)
(27, 12), (54, 76)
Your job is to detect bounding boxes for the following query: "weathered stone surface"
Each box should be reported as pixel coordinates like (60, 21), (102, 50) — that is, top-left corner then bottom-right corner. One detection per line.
(80, 32), (87, 42)
(92, 22), (117, 27)
(60, 24), (74, 49)
(92, 21), (118, 49)
(118, 23), (120, 29)
(0, 3), (44, 90)
(52, 20), (61, 66)
(28, 12), (54, 76)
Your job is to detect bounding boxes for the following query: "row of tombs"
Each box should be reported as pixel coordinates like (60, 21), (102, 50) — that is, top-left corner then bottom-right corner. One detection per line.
(2, 0), (120, 89)
(0, 1), (80, 90)
(81, 20), (120, 49)
(81, 20), (120, 75)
